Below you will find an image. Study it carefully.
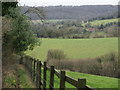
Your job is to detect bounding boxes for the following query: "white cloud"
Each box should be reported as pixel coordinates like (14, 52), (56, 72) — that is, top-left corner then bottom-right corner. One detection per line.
(19, 0), (119, 6)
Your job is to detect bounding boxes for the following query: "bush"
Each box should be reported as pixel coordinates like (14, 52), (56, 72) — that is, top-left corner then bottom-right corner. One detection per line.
(47, 52), (119, 78)
(47, 49), (66, 61)
(46, 49), (66, 69)
(3, 7), (40, 54)
(74, 59), (101, 75)
(97, 52), (118, 77)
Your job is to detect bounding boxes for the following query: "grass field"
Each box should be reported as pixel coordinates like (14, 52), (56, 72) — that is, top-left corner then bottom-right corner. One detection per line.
(83, 18), (118, 26)
(25, 38), (118, 61)
(31, 19), (74, 24)
(43, 69), (119, 88)
(25, 38), (119, 88)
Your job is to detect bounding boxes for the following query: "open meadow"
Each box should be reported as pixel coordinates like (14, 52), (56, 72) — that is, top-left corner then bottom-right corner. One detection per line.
(83, 18), (118, 26)
(25, 38), (118, 61)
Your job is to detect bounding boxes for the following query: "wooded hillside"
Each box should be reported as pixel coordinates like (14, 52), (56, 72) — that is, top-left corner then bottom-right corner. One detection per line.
(21, 5), (118, 20)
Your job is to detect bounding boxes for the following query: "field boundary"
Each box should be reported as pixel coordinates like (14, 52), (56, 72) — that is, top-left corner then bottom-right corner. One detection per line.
(20, 55), (93, 89)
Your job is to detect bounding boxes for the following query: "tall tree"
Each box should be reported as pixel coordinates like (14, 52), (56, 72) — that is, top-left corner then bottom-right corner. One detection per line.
(2, 1), (18, 16)
(2, 1), (40, 54)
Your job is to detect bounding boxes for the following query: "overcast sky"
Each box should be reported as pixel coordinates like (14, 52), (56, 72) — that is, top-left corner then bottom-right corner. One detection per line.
(19, 0), (119, 6)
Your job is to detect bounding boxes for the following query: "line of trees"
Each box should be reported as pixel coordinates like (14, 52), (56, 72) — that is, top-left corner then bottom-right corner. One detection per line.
(21, 5), (118, 20)
(31, 20), (118, 39)
(89, 12), (118, 22)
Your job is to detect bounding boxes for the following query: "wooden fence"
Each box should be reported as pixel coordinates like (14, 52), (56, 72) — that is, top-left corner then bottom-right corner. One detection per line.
(20, 56), (93, 89)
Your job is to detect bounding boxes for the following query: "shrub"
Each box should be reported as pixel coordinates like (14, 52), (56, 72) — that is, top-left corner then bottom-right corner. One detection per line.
(47, 49), (66, 61)
(47, 51), (118, 78)
(3, 7), (40, 54)
(97, 52), (118, 77)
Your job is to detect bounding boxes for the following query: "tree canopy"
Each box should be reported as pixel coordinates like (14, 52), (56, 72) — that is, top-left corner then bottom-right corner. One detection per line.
(2, 1), (40, 54)
(2, 1), (18, 16)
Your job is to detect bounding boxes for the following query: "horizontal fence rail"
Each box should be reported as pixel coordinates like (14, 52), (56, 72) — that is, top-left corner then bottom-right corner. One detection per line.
(20, 55), (93, 89)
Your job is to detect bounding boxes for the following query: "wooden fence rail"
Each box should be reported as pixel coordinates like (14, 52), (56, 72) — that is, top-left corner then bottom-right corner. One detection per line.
(20, 56), (93, 89)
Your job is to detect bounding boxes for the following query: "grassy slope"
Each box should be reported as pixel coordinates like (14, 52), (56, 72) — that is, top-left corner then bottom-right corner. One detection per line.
(83, 18), (118, 26)
(25, 38), (118, 61)
(42, 69), (119, 88)
(66, 71), (119, 88)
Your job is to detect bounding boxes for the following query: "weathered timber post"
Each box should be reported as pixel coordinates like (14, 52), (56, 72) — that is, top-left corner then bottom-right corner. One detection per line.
(27, 56), (29, 70)
(26, 56), (28, 69)
(25, 56), (27, 67)
(31, 58), (34, 80)
(38, 61), (42, 89)
(33, 59), (36, 82)
(43, 62), (47, 89)
(49, 66), (55, 90)
(77, 78), (86, 90)
(36, 60), (39, 87)
(22, 56), (25, 65)
(60, 71), (65, 90)
(30, 58), (33, 77)
(19, 56), (23, 64)
(28, 56), (31, 72)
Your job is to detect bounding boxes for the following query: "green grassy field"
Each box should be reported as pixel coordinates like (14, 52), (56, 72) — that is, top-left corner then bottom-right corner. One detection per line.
(83, 18), (118, 26)
(43, 69), (119, 88)
(25, 38), (118, 61)
(66, 71), (119, 88)
(31, 19), (75, 24)
(25, 38), (118, 88)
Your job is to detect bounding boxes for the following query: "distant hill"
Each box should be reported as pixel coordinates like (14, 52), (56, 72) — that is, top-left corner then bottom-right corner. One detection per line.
(21, 5), (118, 21)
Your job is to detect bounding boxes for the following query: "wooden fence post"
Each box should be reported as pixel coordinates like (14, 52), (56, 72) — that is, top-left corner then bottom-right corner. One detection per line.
(77, 78), (86, 90)
(36, 60), (39, 87)
(30, 58), (33, 77)
(20, 56), (91, 90)
(60, 71), (65, 90)
(38, 61), (42, 89)
(43, 62), (47, 89)
(28, 57), (31, 72)
(49, 66), (55, 89)
(33, 59), (36, 82)
(31, 58), (34, 80)
(19, 56), (23, 64)
(23, 56), (25, 65)
(27, 56), (29, 69)
(26, 56), (28, 69)
(25, 56), (27, 67)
